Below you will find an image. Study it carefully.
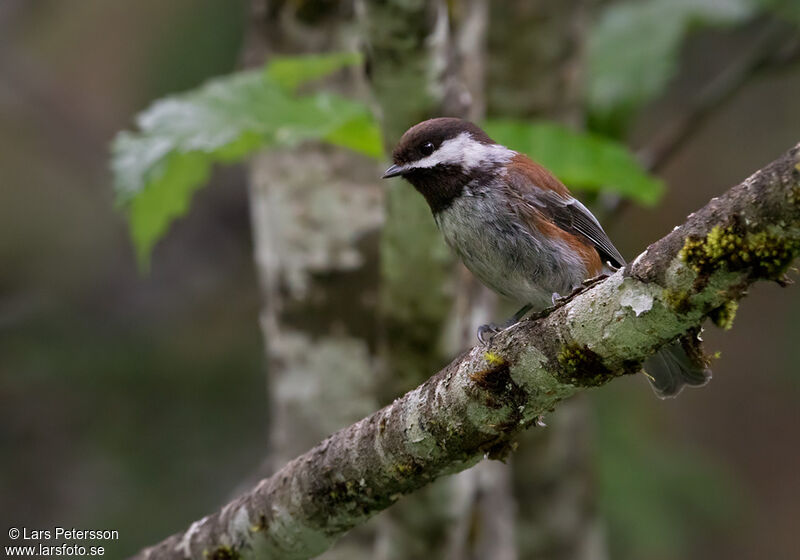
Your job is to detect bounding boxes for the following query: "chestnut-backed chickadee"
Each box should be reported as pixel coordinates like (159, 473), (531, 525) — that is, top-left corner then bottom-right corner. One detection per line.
(383, 117), (710, 398)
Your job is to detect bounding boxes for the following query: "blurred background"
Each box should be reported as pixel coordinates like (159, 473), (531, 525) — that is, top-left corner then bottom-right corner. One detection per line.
(1, 1), (799, 559)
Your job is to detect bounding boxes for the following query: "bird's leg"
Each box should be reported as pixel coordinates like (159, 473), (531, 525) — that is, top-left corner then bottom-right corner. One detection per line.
(509, 303), (533, 323)
(551, 292), (562, 306)
(477, 304), (533, 344)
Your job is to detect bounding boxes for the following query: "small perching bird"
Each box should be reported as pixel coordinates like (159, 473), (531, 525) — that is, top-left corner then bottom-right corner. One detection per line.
(383, 118), (710, 397)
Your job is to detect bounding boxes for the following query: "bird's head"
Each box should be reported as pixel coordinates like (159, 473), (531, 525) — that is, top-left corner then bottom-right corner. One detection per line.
(382, 118), (514, 212)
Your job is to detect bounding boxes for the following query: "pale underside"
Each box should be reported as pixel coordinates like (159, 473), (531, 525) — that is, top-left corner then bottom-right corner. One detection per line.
(436, 182), (590, 309)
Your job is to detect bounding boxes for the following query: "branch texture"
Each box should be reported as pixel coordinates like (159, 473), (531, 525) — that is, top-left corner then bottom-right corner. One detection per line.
(136, 144), (800, 560)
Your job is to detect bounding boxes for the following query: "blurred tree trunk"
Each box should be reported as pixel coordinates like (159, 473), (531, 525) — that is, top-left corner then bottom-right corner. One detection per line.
(241, 2), (385, 558)
(488, 2), (609, 559)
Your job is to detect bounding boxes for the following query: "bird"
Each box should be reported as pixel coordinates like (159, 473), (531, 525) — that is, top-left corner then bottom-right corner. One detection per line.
(382, 117), (710, 398)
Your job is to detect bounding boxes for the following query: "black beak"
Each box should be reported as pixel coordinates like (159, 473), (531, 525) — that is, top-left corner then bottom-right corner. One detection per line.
(382, 164), (405, 179)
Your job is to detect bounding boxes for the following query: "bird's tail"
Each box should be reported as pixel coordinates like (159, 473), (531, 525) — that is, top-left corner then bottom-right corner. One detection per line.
(644, 337), (712, 398)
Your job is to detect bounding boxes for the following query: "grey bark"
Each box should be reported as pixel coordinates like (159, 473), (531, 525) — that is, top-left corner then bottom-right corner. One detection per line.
(241, 3), (385, 558)
(133, 143), (800, 560)
(486, 0), (597, 123)
(359, 0), (454, 401)
(248, 148), (382, 470)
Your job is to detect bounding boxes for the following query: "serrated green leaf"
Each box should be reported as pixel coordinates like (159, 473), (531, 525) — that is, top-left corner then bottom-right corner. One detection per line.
(587, 0), (754, 131)
(324, 111), (385, 159)
(266, 51), (363, 91)
(484, 119), (664, 206)
(110, 54), (383, 268)
(128, 151), (211, 271)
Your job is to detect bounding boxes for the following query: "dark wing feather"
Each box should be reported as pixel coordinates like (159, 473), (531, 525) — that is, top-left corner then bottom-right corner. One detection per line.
(506, 163), (626, 267)
(554, 197), (626, 267)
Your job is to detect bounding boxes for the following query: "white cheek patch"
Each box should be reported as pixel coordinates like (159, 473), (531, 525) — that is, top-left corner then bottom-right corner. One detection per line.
(410, 132), (514, 170)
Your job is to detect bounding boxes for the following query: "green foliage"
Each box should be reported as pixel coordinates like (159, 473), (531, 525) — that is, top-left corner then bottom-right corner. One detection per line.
(484, 119), (664, 205)
(111, 53), (383, 267)
(587, 0), (754, 133)
(593, 389), (744, 559)
(680, 223), (800, 279)
(265, 52), (362, 91)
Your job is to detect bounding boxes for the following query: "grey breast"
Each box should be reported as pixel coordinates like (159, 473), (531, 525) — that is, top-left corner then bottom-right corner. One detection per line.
(434, 182), (578, 308)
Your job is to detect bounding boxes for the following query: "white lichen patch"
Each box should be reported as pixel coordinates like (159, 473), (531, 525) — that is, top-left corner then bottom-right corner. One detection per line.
(631, 249), (648, 268)
(619, 283), (654, 317)
(175, 517), (205, 557)
(227, 506), (252, 546)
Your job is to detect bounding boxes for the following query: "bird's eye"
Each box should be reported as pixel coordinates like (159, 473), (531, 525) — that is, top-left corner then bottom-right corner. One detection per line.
(419, 141), (435, 156)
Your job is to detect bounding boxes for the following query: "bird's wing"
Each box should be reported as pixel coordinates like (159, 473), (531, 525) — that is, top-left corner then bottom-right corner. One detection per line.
(556, 197), (626, 267)
(505, 155), (626, 268)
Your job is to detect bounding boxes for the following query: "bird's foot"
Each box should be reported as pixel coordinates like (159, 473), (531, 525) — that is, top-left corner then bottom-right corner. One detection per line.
(551, 292), (563, 306)
(477, 304), (534, 345)
(477, 323), (503, 345)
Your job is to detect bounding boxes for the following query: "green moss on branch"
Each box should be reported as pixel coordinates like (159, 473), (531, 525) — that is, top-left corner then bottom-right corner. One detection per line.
(664, 288), (692, 314)
(680, 223), (800, 280)
(556, 344), (617, 387)
(709, 300), (738, 330)
(207, 546), (240, 560)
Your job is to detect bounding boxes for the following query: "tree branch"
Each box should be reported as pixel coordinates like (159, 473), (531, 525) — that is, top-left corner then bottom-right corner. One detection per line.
(135, 144), (800, 560)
